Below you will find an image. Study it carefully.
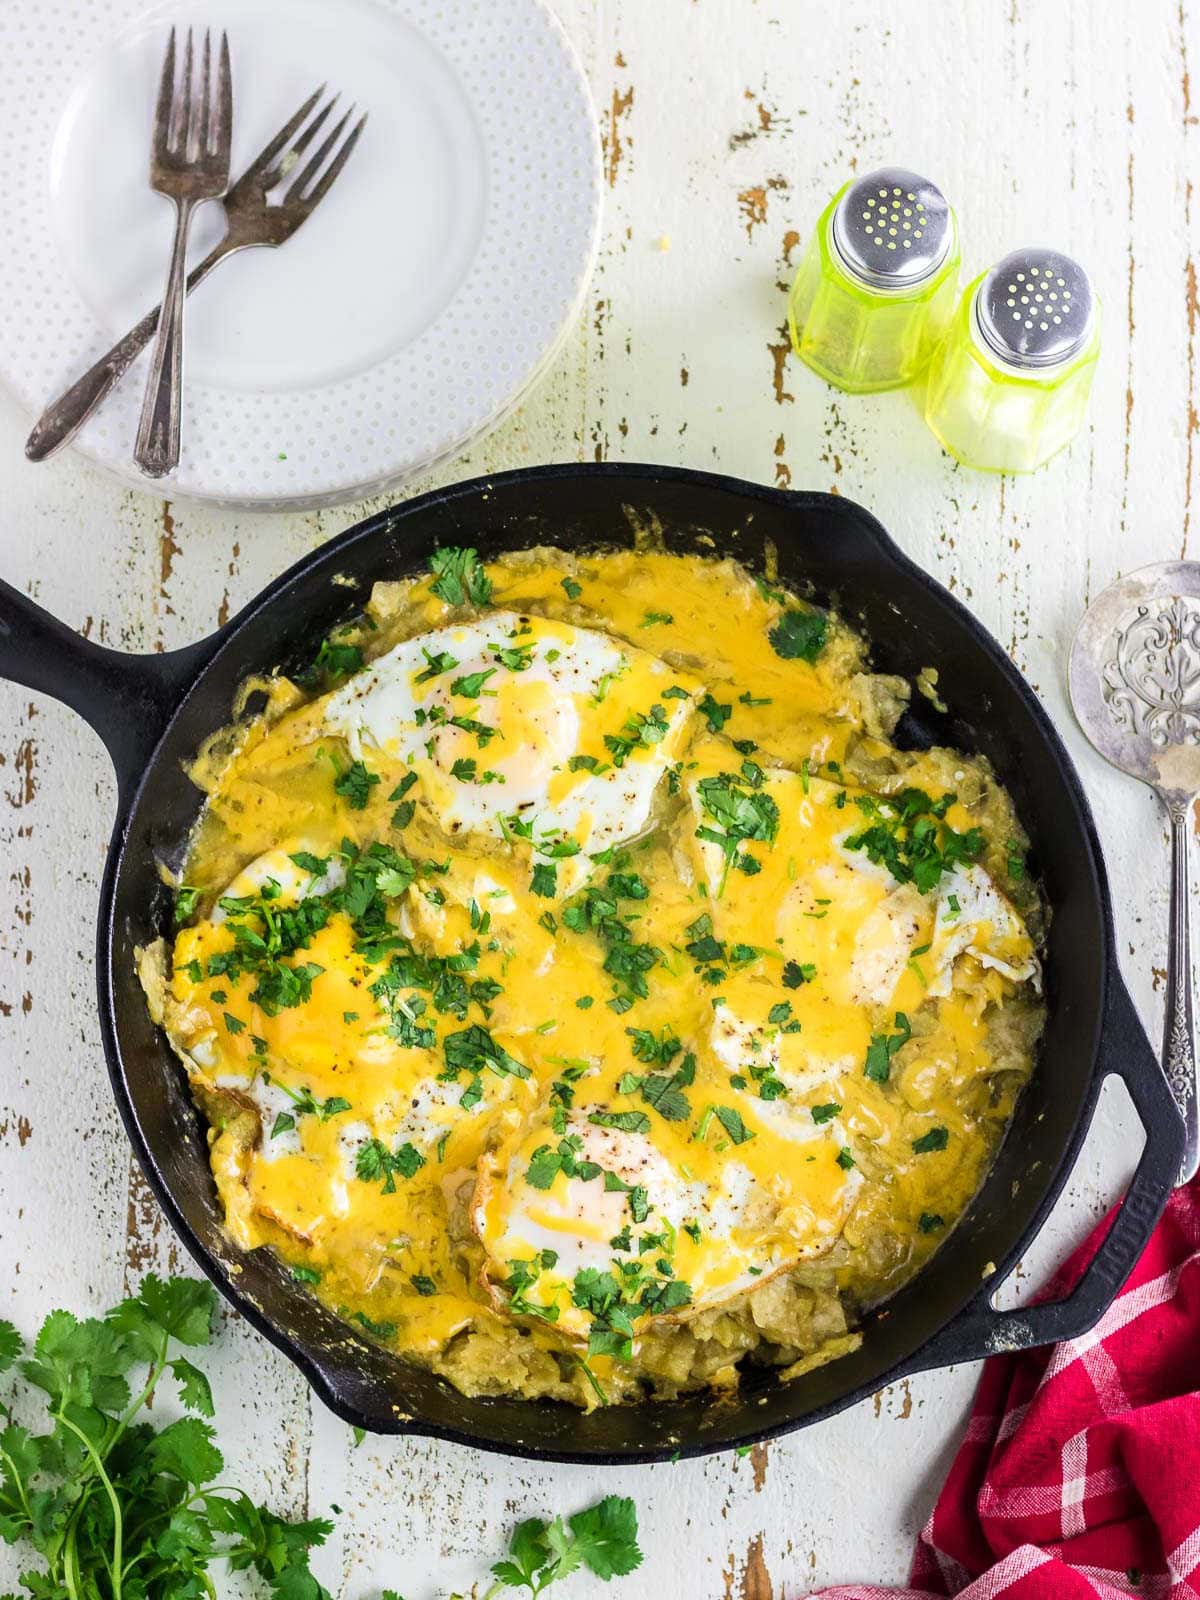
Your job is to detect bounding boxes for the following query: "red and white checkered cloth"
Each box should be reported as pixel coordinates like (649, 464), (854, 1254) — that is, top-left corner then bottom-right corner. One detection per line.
(810, 1178), (1200, 1600)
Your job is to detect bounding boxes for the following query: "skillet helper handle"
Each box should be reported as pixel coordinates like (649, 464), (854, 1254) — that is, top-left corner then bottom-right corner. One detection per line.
(0, 577), (212, 804)
(908, 974), (1184, 1373)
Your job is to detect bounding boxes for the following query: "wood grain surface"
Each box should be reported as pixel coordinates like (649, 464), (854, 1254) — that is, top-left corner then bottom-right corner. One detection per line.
(0, 1), (1191, 1593)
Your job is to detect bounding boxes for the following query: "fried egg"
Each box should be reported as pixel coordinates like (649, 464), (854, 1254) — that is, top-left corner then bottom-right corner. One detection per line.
(682, 747), (1037, 1012)
(472, 1100), (858, 1342)
(323, 611), (700, 882)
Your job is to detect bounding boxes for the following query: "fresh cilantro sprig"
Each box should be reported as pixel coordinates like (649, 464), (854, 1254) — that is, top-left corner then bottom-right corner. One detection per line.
(0, 1275), (332, 1600)
(381, 1494), (642, 1600)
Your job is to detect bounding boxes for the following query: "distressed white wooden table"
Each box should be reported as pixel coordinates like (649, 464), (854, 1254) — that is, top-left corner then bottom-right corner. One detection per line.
(0, 1), (1193, 1593)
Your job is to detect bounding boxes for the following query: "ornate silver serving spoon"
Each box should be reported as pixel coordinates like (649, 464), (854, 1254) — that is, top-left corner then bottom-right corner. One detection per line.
(1069, 560), (1200, 1183)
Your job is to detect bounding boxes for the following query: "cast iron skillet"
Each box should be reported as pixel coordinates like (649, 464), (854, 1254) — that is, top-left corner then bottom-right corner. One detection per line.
(0, 463), (1183, 1463)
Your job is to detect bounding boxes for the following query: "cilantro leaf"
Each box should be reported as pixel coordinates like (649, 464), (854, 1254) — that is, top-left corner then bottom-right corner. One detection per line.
(569, 1495), (644, 1579)
(531, 861), (558, 897)
(170, 1356), (215, 1417)
(0, 1320), (22, 1372)
(769, 607), (828, 662)
(864, 1013), (912, 1083)
(697, 692), (731, 733)
(714, 1105), (754, 1144)
(429, 546), (493, 607)
(912, 1125), (950, 1153)
(333, 759), (379, 810)
(298, 632), (365, 687)
(588, 1110), (651, 1134)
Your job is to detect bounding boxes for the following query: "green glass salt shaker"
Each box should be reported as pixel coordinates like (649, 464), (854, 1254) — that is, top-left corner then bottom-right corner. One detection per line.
(787, 167), (960, 393)
(924, 248), (1100, 473)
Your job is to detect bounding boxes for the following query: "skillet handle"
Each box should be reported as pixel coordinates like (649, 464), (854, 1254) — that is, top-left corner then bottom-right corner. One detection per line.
(0, 577), (216, 805)
(905, 973), (1184, 1373)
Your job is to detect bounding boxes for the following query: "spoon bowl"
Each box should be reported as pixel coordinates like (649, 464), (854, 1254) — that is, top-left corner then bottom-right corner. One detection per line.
(1069, 559), (1200, 1182)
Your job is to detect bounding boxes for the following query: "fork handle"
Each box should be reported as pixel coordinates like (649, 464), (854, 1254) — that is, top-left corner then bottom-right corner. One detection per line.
(133, 196), (201, 478)
(25, 237), (235, 464)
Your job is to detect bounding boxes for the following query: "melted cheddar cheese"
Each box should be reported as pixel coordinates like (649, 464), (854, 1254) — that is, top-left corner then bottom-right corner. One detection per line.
(143, 546), (1044, 1408)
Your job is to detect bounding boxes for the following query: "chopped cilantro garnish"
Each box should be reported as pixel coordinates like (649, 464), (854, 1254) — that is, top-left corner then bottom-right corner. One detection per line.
(811, 1102), (841, 1124)
(415, 647), (459, 683)
(355, 1137), (425, 1192)
(588, 1110), (651, 1134)
(174, 885), (202, 924)
(492, 642), (534, 671)
(919, 1212), (945, 1233)
(389, 770), (418, 829)
(695, 772), (779, 892)
(604, 704), (670, 767)
(442, 1023), (529, 1082)
(333, 758), (379, 810)
(697, 692), (732, 734)
(451, 666), (497, 698)
(289, 850), (329, 876)
(864, 1012), (912, 1083)
(299, 634), (365, 687)
(429, 546), (492, 606)
(769, 607), (828, 662)
(531, 861), (558, 897)
(845, 787), (984, 894)
(912, 1126), (950, 1153)
(782, 959), (816, 988)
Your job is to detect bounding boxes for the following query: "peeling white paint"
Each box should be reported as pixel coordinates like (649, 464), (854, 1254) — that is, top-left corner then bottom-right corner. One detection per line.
(0, 0), (1184, 1592)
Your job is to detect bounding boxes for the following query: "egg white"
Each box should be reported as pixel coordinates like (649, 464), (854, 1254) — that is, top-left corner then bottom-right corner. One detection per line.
(322, 611), (698, 875)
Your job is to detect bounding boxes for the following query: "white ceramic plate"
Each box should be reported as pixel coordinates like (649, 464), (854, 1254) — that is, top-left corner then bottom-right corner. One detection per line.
(0, 0), (601, 507)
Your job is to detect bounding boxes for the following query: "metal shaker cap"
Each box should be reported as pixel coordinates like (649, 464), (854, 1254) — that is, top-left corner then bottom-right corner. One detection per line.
(830, 167), (953, 291)
(974, 248), (1094, 370)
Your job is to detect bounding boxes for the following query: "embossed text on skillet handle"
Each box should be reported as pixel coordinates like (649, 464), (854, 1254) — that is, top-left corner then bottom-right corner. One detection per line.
(1163, 794), (1199, 1183)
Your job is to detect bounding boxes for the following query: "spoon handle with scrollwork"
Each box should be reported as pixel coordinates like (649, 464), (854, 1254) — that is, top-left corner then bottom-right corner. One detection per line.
(1163, 795), (1199, 1182)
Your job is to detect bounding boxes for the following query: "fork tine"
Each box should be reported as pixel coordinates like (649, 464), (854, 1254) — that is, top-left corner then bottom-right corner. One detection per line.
(302, 113), (368, 210)
(193, 28), (210, 160)
(238, 85), (327, 184)
(211, 31), (233, 162)
(170, 28), (192, 155)
(283, 107), (355, 202)
(153, 27), (176, 152)
(271, 94), (338, 181)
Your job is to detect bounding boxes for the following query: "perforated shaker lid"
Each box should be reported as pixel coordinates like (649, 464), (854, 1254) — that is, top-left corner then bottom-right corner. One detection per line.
(974, 248), (1095, 369)
(830, 167), (953, 290)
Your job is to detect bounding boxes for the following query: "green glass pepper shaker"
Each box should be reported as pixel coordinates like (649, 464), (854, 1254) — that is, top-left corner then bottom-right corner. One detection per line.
(787, 166), (960, 393)
(924, 248), (1100, 473)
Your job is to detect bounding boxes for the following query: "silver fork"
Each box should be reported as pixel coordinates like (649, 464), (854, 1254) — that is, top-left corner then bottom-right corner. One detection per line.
(133, 27), (233, 478)
(27, 88), (365, 464)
